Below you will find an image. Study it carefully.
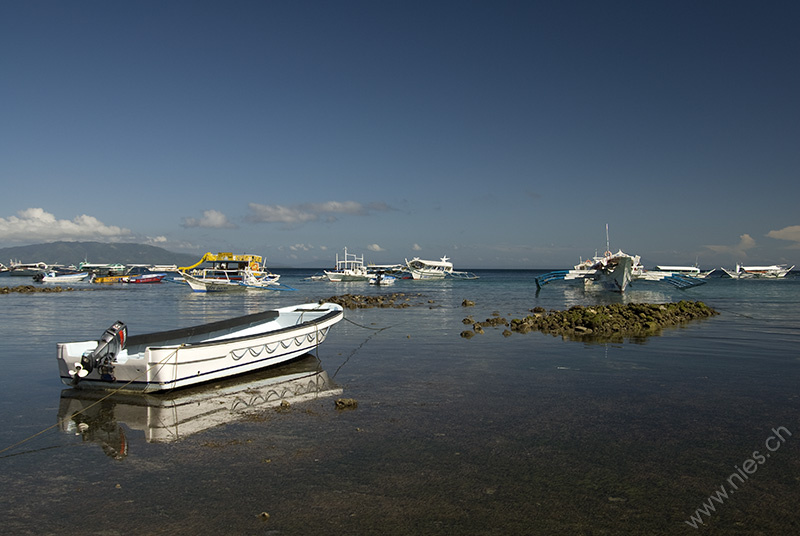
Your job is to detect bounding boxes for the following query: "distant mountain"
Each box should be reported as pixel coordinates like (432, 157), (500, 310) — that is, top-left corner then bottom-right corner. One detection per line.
(0, 242), (200, 267)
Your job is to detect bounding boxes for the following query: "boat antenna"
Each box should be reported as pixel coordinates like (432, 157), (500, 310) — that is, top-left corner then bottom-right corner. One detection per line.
(605, 223), (611, 255)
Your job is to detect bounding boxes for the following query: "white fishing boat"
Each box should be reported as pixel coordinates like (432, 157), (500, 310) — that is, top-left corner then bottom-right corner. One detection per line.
(57, 302), (344, 393)
(178, 252), (284, 292)
(33, 271), (91, 283)
(57, 355), (342, 451)
(404, 256), (478, 280)
(324, 247), (370, 282)
(722, 263), (794, 279)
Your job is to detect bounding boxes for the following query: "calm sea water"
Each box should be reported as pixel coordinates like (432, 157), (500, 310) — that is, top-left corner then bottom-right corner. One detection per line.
(1, 269), (798, 535)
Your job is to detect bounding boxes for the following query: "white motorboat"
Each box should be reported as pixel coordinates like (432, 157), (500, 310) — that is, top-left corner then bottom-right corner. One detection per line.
(57, 302), (344, 393)
(369, 272), (396, 285)
(33, 271), (91, 283)
(324, 247), (370, 282)
(722, 264), (794, 279)
(404, 256), (478, 280)
(178, 252), (284, 292)
(57, 355), (342, 450)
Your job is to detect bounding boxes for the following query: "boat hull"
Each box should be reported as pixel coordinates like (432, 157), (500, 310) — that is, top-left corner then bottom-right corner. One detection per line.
(40, 272), (90, 283)
(182, 271), (280, 292)
(57, 303), (344, 393)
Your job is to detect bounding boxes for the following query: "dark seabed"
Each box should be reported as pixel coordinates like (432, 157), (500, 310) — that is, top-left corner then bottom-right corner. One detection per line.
(1, 270), (798, 535)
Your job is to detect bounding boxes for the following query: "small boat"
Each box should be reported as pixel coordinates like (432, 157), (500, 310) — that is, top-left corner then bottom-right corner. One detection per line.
(57, 302), (344, 393)
(324, 247), (370, 282)
(178, 252), (284, 292)
(123, 273), (167, 284)
(57, 355), (342, 451)
(722, 264), (795, 279)
(369, 271), (396, 285)
(33, 271), (91, 283)
(404, 256), (478, 280)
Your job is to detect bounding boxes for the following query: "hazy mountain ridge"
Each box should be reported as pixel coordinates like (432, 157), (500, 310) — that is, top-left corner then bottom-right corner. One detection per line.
(0, 242), (200, 267)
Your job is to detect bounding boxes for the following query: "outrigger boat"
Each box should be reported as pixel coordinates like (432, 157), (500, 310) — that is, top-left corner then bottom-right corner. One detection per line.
(722, 263), (794, 279)
(178, 252), (286, 292)
(536, 250), (707, 292)
(57, 302), (344, 393)
(403, 256), (478, 280)
(8, 260), (48, 276)
(536, 226), (706, 292)
(653, 265), (715, 278)
(324, 247), (370, 282)
(57, 355), (342, 451)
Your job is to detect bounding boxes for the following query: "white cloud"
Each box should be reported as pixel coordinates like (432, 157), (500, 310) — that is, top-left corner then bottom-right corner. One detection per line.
(367, 243), (384, 252)
(289, 243), (313, 251)
(0, 208), (131, 242)
(182, 209), (236, 229)
(767, 225), (800, 248)
(247, 200), (391, 226)
(412, 243), (422, 251)
(704, 233), (756, 257)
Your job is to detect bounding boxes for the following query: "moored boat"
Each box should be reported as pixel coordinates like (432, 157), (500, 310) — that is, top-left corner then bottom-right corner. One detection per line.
(722, 263), (794, 279)
(57, 302), (344, 393)
(654, 265), (715, 278)
(33, 271), (91, 283)
(178, 252), (283, 292)
(404, 256), (478, 280)
(8, 260), (48, 276)
(123, 273), (167, 284)
(324, 247), (370, 282)
(369, 271), (396, 285)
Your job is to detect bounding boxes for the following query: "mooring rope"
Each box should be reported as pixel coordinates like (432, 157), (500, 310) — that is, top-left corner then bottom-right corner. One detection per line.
(331, 316), (392, 379)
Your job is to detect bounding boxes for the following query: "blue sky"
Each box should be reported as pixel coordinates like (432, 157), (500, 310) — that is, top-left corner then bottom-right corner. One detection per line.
(2, 1), (799, 269)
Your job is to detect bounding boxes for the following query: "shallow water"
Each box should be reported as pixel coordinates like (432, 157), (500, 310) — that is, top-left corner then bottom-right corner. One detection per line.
(1, 270), (799, 534)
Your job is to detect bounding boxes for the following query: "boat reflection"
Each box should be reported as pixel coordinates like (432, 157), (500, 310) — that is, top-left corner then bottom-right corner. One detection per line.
(57, 354), (342, 457)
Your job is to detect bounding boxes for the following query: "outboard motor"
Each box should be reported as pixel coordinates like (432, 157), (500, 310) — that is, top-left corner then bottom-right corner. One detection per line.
(70, 321), (127, 383)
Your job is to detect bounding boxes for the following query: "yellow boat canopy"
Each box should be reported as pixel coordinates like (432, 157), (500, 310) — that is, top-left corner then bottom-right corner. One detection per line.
(178, 252), (263, 272)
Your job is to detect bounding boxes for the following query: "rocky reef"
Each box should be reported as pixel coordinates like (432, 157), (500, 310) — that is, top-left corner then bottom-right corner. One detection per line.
(323, 293), (428, 309)
(0, 285), (85, 294)
(461, 300), (719, 342)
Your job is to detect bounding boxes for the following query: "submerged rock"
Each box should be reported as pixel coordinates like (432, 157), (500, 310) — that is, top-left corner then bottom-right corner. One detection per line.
(335, 398), (358, 410)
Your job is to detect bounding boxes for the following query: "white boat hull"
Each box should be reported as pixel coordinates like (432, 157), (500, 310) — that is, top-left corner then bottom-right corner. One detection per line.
(57, 303), (344, 393)
(182, 271), (280, 292)
(324, 271), (370, 282)
(41, 272), (90, 283)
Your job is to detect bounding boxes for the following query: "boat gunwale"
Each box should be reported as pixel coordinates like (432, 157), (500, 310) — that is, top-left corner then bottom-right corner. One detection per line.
(122, 306), (342, 351)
